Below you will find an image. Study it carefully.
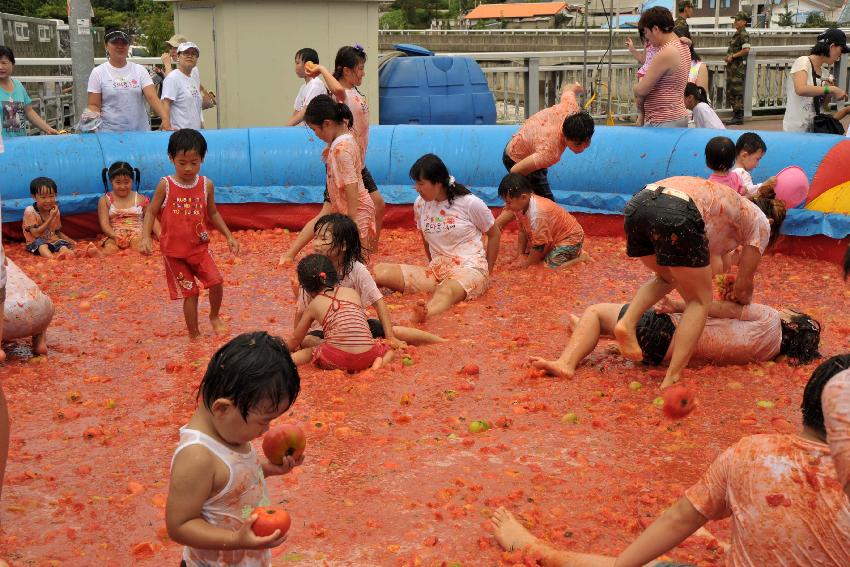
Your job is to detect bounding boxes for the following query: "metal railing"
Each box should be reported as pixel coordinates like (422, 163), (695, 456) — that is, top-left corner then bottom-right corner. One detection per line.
(380, 28), (845, 36)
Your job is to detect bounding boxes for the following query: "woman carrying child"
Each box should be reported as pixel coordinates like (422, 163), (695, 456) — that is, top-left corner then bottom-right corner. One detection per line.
(293, 214), (444, 349)
(88, 161), (159, 257)
(374, 154), (501, 324)
(279, 95), (377, 264)
(289, 254), (394, 372)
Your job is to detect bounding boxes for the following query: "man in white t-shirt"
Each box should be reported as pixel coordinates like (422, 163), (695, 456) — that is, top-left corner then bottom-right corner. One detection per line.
(161, 42), (203, 129)
(286, 47), (328, 126)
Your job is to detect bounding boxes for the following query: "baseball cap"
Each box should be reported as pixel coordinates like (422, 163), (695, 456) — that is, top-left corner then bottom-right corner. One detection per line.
(732, 11), (751, 23)
(817, 28), (850, 53)
(177, 42), (200, 54)
(165, 34), (190, 48)
(105, 29), (130, 44)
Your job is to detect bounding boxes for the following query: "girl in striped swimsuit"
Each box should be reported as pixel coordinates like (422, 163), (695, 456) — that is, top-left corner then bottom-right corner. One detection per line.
(288, 253), (394, 372)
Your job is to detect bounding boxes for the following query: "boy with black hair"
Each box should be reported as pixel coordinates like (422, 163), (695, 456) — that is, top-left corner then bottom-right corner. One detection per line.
(820, 355), (850, 497)
(140, 129), (240, 338)
(732, 132), (777, 197)
(286, 48), (327, 126)
(166, 331), (302, 565)
(23, 177), (76, 257)
(494, 353), (850, 566)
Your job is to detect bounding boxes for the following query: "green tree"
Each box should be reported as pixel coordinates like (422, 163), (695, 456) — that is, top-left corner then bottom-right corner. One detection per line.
(777, 1), (794, 27)
(380, 9), (408, 30)
(801, 11), (836, 28)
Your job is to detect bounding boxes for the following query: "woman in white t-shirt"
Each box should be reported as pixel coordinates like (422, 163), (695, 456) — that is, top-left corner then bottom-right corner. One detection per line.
(783, 28), (849, 133)
(86, 29), (172, 132)
(374, 154), (501, 323)
(684, 83), (724, 129)
(160, 42), (203, 129)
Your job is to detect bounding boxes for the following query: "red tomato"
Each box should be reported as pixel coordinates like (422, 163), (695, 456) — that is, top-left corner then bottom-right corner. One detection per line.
(251, 507), (291, 537)
(262, 424), (306, 465)
(662, 385), (696, 419)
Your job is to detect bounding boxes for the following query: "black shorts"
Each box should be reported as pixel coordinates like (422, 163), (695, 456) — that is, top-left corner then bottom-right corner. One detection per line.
(502, 146), (555, 201)
(623, 185), (709, 268)
(618, 304), (675, 366)
(323, 167), (379, 202)
(308, 318), (385, 340)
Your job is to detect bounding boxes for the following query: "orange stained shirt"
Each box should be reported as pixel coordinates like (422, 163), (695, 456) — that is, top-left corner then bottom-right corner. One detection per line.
(342, 88), (369, 163)
(824, 369), (850, 490)
(323, 133), (376, 244)
(22, 205), (62, 244)
(506, 90), (580, 172)
(685, 434), (850, 567)
(658, 176), (771, 255)
(515, 195), (584, 250)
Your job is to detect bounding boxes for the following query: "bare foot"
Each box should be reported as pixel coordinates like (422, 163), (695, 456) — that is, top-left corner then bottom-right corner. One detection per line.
(210, 317), (227, 335)
(660, 374), (680, 389)
(614, 321), (643, 361)
(411, 299), (428, 324)
(371, 357), (384, 370)
(188, 329), (202, 340)
(0, 348), (6, 362)
(32, 333), (48, 355)
(491, 507), (539, 552)
(529, 356), (575, 379)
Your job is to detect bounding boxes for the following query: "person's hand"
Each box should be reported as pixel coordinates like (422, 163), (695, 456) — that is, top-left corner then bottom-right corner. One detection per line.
(232, 514), (288, 550)
(387, 337), (407, 350)
(262, 453), (304, 477)
(228, 237), (240, 256)
(279, 254), (295, 267)
(731, 275), (754, 305)
(116, 235), (130, 249)
(655, 296), (679, 314)
(139, 236), (153, 255)
(305, 62), (323, 78)
(286, 337), (301, 353)
(160, 52), (172, 68)
(45, 127), (59, 135)
(562, 82), (584, 95)
(625, 38), (635, 50)
(289, 277), (300, 299)
(160, 122), (177, 131)
(830, 87), (848, 101)
(47, 207), (59, 221)
(759, 176), (777, 193)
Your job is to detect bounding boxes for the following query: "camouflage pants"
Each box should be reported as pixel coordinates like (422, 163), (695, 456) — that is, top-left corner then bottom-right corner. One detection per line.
(726, 65), (745, 112)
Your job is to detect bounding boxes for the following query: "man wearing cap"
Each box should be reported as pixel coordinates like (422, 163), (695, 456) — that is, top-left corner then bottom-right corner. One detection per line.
(161, 42), (203, 130)
(673, 1), (693, 41)
(724, 11), (751, 125)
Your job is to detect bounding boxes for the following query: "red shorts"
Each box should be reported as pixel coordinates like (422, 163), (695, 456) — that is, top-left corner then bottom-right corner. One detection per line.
(312, 342), (390, 372)
(163, 250), (223, 300)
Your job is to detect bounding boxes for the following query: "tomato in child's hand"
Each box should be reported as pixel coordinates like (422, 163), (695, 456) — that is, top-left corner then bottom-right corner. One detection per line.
(662, 385), (696, 419)
(251, 507), (291, 537)
(262, 424), (306, 465)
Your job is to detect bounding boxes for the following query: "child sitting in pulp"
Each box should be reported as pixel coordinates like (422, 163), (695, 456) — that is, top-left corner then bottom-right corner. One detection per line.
(166, 332), (302, 566)
(23, 177), (75, 258)
(705, 136), (744, 194)
(89, 161), (159, 256)
(498, 173), (587, 269)
(289, 254), (394, 372)
(732, 132), (777, 197)
(293, 213), (444, 348)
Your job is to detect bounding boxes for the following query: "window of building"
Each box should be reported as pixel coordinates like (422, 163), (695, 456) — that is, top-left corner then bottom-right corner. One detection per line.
(38, 25), (52, 42)
(14, 21), (30, 41)
(708, 0), (733, 7)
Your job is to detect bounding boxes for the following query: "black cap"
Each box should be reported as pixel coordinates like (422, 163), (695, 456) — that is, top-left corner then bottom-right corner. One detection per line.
(105, 29), (130, 44)
(817, 28), (850, 53)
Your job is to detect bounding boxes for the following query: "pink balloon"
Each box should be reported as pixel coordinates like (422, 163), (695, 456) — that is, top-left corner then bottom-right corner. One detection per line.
(774, 166), (809, 209)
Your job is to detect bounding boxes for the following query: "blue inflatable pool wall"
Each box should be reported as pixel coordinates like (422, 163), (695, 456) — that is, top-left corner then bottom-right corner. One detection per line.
(1, 126), (848, 239)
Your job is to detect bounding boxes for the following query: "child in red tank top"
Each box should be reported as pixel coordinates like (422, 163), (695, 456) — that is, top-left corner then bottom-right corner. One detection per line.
(141, 129), (240, 339)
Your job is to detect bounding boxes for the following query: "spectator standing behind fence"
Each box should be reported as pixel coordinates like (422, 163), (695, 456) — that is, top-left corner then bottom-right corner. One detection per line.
(634, 7), (691, 128)
(723, 12), (751, 126)
(0, 47), (58, 137)
(783, 28), (850, 133)
(673, 1), (693, 41)
(689, 45), (709, 92)
(86, 29), (172, 132)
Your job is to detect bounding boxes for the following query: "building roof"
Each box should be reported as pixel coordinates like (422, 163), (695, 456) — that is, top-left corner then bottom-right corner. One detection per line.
(465, 2), (568, 20)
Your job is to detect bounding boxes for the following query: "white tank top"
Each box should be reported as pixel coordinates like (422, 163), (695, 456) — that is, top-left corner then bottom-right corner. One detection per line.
(172, 427), (272, 567)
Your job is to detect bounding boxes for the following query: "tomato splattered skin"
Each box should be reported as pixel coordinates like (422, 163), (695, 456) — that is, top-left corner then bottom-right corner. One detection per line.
(1, 229), (846, 565)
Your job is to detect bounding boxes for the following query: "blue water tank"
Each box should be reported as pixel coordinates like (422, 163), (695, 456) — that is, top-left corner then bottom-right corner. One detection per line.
(379, 55), (497, 126)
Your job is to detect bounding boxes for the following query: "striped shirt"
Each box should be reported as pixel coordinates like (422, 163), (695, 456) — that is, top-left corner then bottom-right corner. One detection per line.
(644, 39), (690, 125)
(320, 289), (375, 351)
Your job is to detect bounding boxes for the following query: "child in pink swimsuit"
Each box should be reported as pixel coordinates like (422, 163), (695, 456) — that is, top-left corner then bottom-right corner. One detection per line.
(705, 136), (744, 194)
(289, 254), (394, 372)
(89, 161), (159, 256)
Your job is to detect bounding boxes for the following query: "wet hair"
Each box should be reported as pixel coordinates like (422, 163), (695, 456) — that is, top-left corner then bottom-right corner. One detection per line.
(102, 161), (140, 192)
(689, 44), (701, 62)
(779, 310), (821, 364)
(199, 331), (300, 421)
(735, 132), (767, 155)
(0, 46), (15, 65)
(562, 111), (595, 144)
(802, 354), (850, 437)
(751, 190), (787, 248)
(297, 253), (339, 295)
(498, 173), (534, 200)
(684, 83), (708, 104)
(304, 94), (354, 128)
(638, 7), (675, 34)
(30, 177), (58, 196)
(167, 128), (207, 158)
(409, 153), (471, 206)
(295, 47), (319, 65)
(705, 136), (736, 172)
(313, 213), (363, 280)
(333, 45), (367, 80)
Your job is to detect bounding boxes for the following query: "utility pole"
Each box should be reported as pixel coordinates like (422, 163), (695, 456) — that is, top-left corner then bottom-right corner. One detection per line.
(714, 0), (721, 30)
(69, 0), (95, 123)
